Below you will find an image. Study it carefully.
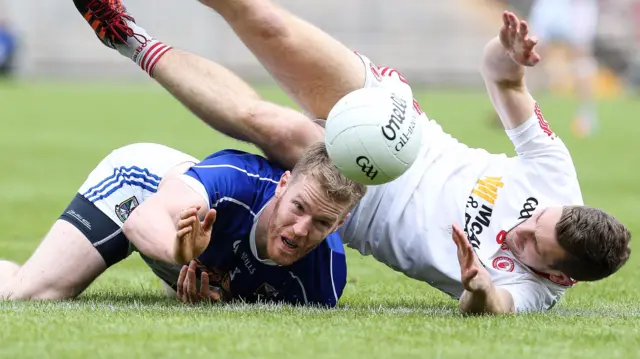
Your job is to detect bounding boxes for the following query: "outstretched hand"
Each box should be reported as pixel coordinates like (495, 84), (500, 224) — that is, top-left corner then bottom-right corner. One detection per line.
(451, 224), (493, 293)
(174, 206), (216, 264)
(176, 260), (222, 304)
(499, 11), (541, 67)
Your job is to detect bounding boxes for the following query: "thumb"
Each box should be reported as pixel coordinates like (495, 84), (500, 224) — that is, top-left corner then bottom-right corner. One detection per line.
(465, 268), (479, 282)
(202, 209), (217, 232)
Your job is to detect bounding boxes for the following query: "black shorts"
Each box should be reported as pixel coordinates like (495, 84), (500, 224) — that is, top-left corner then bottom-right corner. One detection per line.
(59, 194), (132, 267)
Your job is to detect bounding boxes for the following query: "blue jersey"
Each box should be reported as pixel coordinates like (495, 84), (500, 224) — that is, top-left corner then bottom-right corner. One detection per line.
(183, 149), (347, 307)
(0, 27), (16, 65)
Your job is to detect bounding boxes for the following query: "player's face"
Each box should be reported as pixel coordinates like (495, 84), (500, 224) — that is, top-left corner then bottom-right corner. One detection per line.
(267, 173), (349, 266)
(504, 206), (567, 274)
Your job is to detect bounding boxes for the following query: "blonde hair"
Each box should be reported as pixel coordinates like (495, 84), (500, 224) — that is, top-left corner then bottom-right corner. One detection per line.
(290, 142), (367, 209)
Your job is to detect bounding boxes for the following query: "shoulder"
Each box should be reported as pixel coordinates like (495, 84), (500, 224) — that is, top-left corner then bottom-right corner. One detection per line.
(182, 150), (285, 210)
(199, 150), (285, 175)
(190, 149), (285, 185)
(494, 271), (569, 312)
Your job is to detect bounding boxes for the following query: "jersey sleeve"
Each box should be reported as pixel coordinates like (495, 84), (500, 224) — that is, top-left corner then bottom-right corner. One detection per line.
(505, 103), (573, 164)
(355, 53), (414, 99)
(497, 275), (567, 313)
(289, 233), (347, 307)
(505, 103), (583, 199)
(177, 150), (279, 210)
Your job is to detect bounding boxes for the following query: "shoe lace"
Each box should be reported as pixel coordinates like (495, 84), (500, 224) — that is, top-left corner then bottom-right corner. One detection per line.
(87, 0), (135, 43)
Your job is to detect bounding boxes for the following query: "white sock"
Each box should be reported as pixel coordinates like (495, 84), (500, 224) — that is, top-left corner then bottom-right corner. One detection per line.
(115, 20), (172, 77)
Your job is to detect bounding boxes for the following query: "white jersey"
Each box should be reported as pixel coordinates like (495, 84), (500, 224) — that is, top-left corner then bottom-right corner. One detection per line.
(340, 54), (584, 312)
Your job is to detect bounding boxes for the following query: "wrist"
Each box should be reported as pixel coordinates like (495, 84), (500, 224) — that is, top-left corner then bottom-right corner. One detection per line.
(482, 37), (524, 85)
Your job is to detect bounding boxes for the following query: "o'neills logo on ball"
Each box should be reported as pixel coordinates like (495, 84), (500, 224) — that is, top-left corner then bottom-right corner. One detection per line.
(381, 93), (407, 141)
(381, 93), (417, 152)
(492, 256), (515, 272)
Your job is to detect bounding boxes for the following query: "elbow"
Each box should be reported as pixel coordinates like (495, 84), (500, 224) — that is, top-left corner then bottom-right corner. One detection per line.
(244, 102), (313, 169)
(122, 209), (142, 240)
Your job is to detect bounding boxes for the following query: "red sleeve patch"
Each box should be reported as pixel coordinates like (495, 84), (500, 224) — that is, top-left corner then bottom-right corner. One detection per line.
(534, 103), (556, 139)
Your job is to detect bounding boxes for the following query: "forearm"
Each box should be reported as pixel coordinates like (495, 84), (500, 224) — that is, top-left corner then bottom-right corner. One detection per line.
(481, 37), (535, 129)
(459, 285), (515, 315)
(481, 37), (525, 88)
(152, 49), (261, 144)
(205, 0), (366, 119)
(123, 206), (179, 265)
(152, 49), (320, 170)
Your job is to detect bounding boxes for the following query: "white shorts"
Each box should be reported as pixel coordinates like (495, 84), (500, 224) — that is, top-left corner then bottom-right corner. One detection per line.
(529, 0), (599, 47)
(60, 143), (198, 266)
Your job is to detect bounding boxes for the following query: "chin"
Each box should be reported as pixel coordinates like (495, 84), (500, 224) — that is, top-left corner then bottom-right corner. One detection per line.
(267, 245), (296, 266)
(272, 255), (296, 266)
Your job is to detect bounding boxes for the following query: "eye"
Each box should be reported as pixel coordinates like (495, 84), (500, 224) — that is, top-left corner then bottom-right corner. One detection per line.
(317, 220), (331, 228)
(531, 235), (541, 255)
(293, 201), (304, 212)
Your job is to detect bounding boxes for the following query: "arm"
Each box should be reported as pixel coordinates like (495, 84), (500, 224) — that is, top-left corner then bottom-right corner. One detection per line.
(152, 49), (322, 170)
(199, 0), (366, 119)
(482, 11), (540, 130)
(452, 224), (515, 314)
(459, 283), (515, 315)
(123, 178), (209, 265)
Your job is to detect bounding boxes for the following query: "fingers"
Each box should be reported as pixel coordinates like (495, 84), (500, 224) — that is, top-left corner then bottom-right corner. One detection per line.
(519, 21), (538, 51)
(179, 207), (199, 220)
(519, 20), (529, 39)
(199, 271), (221, 303)
(451, 223), (465, 248)
(202, 209), (217, 232)
(464, 240), (476, 269)
(451, 223), (479, 268)
(176, 226), (193, 240)
(185, 260), (199, 303)
(463, 268), (479, 283)
(200, 271), (210, 297)
(176, 264), (188, 301)
(177, 215), (197, 230)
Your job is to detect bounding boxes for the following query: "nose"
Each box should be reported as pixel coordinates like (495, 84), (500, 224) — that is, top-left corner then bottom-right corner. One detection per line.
(292, 216), (312, 237)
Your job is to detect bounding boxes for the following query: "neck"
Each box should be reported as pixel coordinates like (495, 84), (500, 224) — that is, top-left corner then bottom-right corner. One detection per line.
(255, 198), (276, 260)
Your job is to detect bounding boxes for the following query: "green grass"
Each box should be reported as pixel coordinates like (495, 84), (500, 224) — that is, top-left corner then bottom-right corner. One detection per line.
(0, 81), (639, 358)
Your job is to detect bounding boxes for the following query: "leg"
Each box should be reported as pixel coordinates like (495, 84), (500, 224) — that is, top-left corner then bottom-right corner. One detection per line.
(71, 0), (322, 169)
(0, 143), (183, 300)
(161, 281), (177, 299)
(0, 160), (141, 300)
(201, 0), (366, 119)
(151, 49), (322, 169)
(0, 260), (19, 284)
(0, 220), (108, 300)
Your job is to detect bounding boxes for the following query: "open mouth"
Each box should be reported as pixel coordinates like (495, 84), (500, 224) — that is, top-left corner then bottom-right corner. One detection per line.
(281, 236), (298, 249)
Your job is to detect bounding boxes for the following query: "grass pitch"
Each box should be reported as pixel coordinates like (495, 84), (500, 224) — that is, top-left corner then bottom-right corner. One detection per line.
(0, 81), (638, 359)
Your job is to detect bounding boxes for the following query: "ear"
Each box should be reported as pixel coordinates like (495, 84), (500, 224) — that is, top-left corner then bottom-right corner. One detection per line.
(275, 171), (291, 198)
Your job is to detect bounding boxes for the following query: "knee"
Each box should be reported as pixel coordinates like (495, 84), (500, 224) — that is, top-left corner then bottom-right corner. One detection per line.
(161, 281), (177, 299)
(223, 2), (289, 40)
(0, 260), (20, 280)
(1, 280), (76, 301)
(2, 289), (74, 301)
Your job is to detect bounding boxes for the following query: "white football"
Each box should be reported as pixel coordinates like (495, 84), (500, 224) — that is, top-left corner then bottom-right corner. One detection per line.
(324, 87), (423, 185)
